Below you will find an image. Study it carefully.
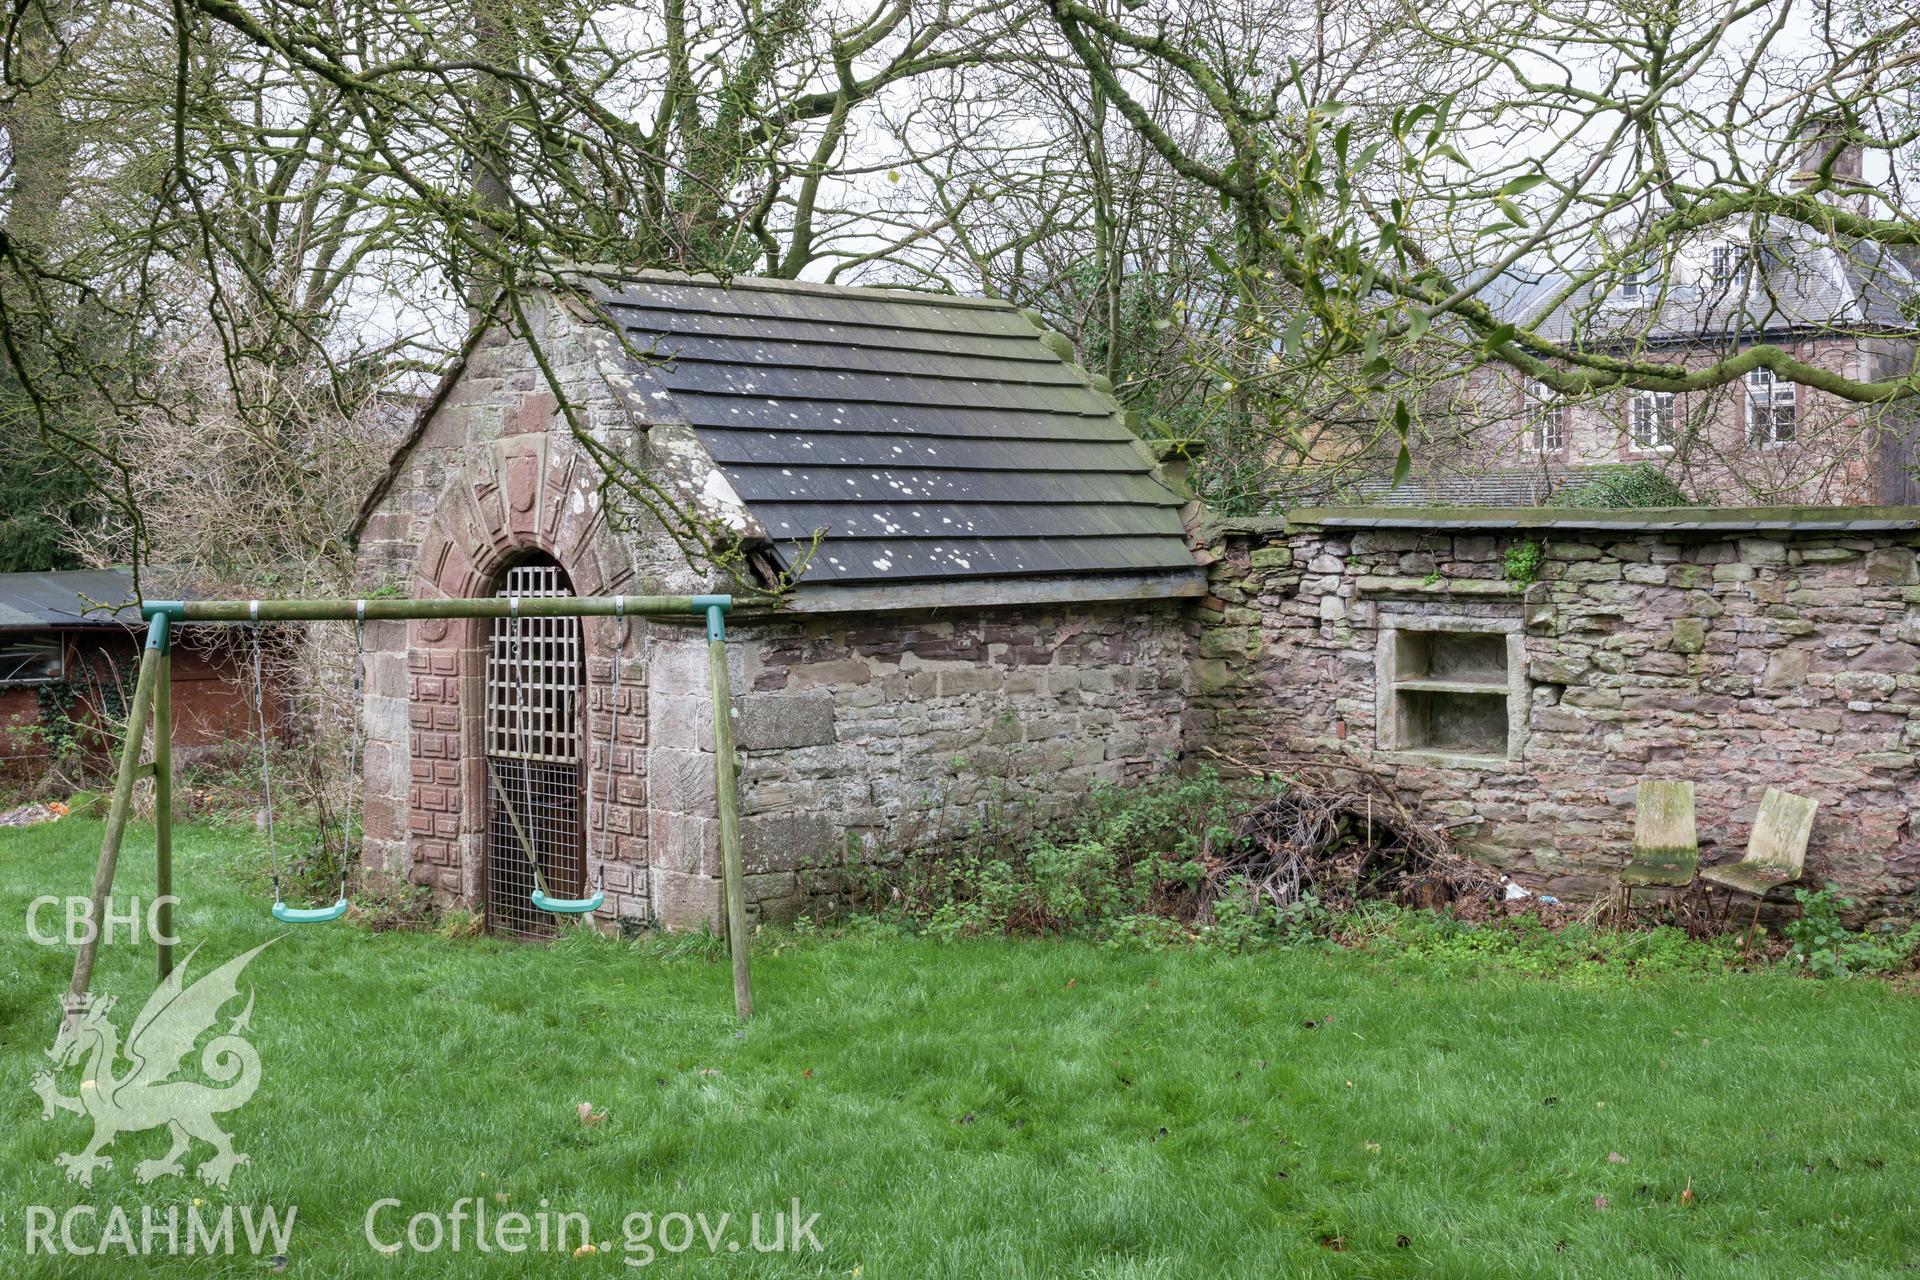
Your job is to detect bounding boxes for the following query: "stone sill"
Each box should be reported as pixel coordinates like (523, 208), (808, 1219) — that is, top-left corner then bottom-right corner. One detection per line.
(1356, 575), (1523, 598)
(1376, 748), (1517, 773)
(1393, 677), (1509, 695)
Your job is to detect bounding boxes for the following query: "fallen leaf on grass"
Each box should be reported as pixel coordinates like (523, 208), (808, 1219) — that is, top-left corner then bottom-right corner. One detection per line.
(1607, 1151), (1626, 1165)
(1593, 1197), (1609, 1211)
(1365, 1142), (1381, 1153)
(577, 1102), (606, 1126)
(1319, 1236), (1347, 1252)
(802, 1069), (813, 1079)
(1681, 1179), (1696, 1207)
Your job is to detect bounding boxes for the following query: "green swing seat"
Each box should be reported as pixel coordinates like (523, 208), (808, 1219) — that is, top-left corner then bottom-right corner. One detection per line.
(273, 896), (351, 925)
(532, 887), (605, 915)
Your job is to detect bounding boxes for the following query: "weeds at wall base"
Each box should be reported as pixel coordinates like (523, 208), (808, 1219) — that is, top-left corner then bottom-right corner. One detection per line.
(834, 769), (1920, 983)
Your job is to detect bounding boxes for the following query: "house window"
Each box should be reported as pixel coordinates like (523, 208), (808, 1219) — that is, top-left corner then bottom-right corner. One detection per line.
(0, 635), (63, 685)
(1708, 244), (1742, 283)
(1615, 270), (1654, 306)
(1376, 625), (1525, 762)
(1629, 391), (1676, 451)
(1525, 382), (1565, 453)
(1746, 369), (1796, 445)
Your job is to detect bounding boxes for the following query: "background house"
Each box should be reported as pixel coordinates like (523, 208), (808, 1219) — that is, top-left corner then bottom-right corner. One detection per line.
(1286, 209), (1920, 510)
(1461, 220), (1920, 507)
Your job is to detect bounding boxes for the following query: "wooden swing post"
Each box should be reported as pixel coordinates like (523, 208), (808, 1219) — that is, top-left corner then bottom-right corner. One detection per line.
(64, 613), (172, 1029)
(705, 603), (752, 1021)
(153, 631), (174, 981)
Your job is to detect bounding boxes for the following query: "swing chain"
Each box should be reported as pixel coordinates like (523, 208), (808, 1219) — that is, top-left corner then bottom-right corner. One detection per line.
(339, 603), (365, 900)
(249, 624), (279, 902)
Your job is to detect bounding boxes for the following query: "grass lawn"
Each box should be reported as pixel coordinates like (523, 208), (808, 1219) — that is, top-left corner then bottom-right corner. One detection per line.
(3, 818), (1920, 1277)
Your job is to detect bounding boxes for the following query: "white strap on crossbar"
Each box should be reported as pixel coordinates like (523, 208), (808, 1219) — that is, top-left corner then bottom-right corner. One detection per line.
(355, 599), (366, 623)
(508, 596), (520, 619)
(249, 600), (259, 623)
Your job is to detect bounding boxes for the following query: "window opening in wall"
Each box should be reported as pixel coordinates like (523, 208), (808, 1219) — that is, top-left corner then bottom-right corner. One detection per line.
(1745, 368), (1797, 445)
(0, 635), (62, 685)
(1380, 628), (1519, 760)
(1629, 391), (1676, 451)
(1525, 382), (1565, 454)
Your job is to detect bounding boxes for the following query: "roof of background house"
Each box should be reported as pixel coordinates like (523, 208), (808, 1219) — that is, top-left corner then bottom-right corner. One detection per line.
(584, 274), (1201, 599)
(0, 570), (138, 630)
(1268, 465), (1629, 510)
(1479, 222), (1918, 347)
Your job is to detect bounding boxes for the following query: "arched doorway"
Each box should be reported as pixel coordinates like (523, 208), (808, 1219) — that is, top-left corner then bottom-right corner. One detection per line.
(483, 553), (586, 937)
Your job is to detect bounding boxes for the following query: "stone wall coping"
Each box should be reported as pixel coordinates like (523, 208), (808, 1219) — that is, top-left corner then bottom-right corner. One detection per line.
(1213, 504), (1920, 537)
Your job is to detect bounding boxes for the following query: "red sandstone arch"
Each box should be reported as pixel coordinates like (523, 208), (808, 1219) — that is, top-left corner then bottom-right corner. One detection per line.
(398, 435), (643, 909)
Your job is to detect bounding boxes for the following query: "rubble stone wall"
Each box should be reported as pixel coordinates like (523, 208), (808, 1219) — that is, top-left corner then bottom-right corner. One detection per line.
(1189, 512), (1920, 903)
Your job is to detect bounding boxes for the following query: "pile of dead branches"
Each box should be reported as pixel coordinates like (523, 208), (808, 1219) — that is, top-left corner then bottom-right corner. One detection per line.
(1200, 762), (1502, 916)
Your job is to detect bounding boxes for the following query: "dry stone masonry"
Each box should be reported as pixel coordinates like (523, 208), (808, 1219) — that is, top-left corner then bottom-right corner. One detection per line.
(1189, 509), (1920, 904)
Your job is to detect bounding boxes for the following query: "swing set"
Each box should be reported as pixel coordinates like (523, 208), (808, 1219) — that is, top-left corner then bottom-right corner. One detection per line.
(63, 592), (753, 1024)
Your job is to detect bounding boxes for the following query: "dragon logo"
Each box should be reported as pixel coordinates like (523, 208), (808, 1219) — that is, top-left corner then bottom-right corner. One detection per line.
(32, 940), (274, 1188)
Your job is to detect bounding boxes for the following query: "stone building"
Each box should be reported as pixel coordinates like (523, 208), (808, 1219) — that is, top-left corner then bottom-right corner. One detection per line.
(348, 272), (1201, 934)
(1320, 220), (1920, 509)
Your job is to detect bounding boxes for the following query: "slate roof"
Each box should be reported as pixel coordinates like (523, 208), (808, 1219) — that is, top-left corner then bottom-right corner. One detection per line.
(1480, 224), (1919, 348)
(587, 274), (1199, 593)
(0, 570), (138, 630)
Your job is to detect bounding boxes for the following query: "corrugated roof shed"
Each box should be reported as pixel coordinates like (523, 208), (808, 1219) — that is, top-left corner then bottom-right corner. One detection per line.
(0, 570), (138, 630)
(589, 275), (1199, 593)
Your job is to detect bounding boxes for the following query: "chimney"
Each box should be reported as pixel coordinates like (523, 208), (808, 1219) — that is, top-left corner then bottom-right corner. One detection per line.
(1790, 114), (1864, 188)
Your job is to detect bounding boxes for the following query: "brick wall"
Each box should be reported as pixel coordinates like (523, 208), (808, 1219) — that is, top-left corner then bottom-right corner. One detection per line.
(1, 630), (267, 778)
(1190, 513), (1920, 904)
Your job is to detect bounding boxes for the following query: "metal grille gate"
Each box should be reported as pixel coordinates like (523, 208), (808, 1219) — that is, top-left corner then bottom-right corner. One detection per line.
(484, 559), (585, 938)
